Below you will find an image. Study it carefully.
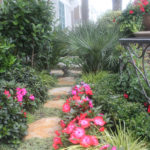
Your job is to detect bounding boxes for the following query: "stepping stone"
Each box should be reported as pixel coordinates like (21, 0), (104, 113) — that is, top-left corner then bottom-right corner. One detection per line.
(58, 77), (75, 86)
(48, 87), (72, 96)
(69, 70), (82, 75)
(50, 70), (63, 76)
(24, 117), (61, 140)
(44, 99), (65, 109)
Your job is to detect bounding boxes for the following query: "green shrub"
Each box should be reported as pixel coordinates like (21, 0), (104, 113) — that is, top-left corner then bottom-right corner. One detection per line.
(0, 87), (27, 145)
(0, 0), (54, 70)
(39, 70), (56, 88)
(0, 65), (49, 107)
(89, 72), (150, 141)
(0, 37), (16, 73)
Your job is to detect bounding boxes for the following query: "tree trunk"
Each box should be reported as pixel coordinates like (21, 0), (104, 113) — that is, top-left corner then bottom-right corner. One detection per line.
(112, 0), (122, 11)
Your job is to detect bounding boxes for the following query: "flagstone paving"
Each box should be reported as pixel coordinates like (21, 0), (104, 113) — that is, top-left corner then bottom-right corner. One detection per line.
(48, 87), (72, 96)
(24, 117), (61, 140)
(44, 99), (65, 109)
(24, 69), (80, 140)
(58, 77), (75, 86)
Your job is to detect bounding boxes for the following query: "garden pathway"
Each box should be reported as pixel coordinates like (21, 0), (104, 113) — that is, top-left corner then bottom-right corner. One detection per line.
(24, 70), (81, 140)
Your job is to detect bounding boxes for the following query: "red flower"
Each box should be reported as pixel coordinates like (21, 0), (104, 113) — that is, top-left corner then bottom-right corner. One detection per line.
(90, 136), (99, 146)
(72, 95), (80, 100)
(79, 119), (90, 128)
(60, 120), (66, 128)
(69, 134), (80, 144)
(144, 102), (148, 107)
(55, 130), (61, 136)
(124, 93), (129, 99)
(52, 143), (59, 150)
(99, 127), (105, 132)
(140, 6), (145, 12)
(62, 123), (76, 134)
(93, 116), (106, 126)
(80, 135), (91, 148)
(72, 127), (85, 139)
(53, 137), (62, 145)
(62, 103), (70, 113)
(147, 105), (150, 113)
(113, 18), (116, 22)
(129, 10), (134, 14)
(24, 112), (27, 118)
(4, 90), (11, 98)
(85, 90), (93, 95)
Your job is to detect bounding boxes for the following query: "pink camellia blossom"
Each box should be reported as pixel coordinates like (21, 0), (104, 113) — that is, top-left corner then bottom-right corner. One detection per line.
(55, 130), (61, 136)
(72, 127), (85, 139)
(100, 144), (110, 150)
(90, 136), (99, 146)
(99, 127), (105, 132)
(17, 94), (23, 102)
(112, 146), (117, 150)
(79, 119), (90, 128)
(62, 103), (71, 113)
(86, 90), (93, 95)
(69, 133), (80, 144)
(99, 113), (104, 116)
(129, 10), (134, 14)
(93, 116), (106, 126)
(80, 135), (91, 148)
(29, 94), (35, 101)
(21, 88), (27, 96)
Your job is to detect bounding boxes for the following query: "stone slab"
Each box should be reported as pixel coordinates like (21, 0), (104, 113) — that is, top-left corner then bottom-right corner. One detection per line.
(24, 117), (61, 140)
(48, 87), (71, 96)
(50, 70), (63, 76)
(69, 70), (82, 75)
(58, 77), (75, 86)
(44, 100), (65, 109)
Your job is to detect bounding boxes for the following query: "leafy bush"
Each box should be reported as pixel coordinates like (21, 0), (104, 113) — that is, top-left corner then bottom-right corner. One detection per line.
(0, 86), (27, 145)
(0, 65), (49, 107)
(68, 21), (121, 73)
(86, 72), (150, 141)
(0, 37), (16, 73)
(0, 0), (54, 70)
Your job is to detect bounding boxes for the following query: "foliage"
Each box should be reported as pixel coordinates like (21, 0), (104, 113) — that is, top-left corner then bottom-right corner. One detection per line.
(0, 64), (49, 107)
(0, 86), (27, 145)
(0, 37), (16, 73)
(38, 70), (56, 88)
(98, 10), (121, 28)
(67, 21), (121, 73)
(117, 3), (142, 36)
(0, 0), (54, 70)
(83, 72), (150, 141)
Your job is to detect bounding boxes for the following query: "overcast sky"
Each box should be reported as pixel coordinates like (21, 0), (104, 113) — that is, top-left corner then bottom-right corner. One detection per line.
(89, 0), (133, 21)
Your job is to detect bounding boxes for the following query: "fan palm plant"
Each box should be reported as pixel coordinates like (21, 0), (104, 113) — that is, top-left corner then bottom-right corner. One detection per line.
(68, 21), (121, 73)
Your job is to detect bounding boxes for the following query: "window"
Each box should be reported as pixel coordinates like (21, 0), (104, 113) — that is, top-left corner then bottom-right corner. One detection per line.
(59, 1), (65, 29)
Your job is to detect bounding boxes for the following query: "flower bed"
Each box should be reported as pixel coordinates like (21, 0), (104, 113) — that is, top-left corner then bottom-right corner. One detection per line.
(53, 82), (116, 150)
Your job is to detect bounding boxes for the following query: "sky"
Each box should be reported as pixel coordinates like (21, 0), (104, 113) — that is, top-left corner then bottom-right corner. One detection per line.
(89, 0), (133, 21)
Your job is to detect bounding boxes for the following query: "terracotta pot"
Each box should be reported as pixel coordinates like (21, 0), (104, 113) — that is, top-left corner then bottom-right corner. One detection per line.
(143, 13), (150, 31)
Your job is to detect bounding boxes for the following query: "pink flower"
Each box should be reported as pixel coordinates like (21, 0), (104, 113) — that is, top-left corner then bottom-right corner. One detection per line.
(21, 88), (27, 96)
(53, 137), (62, 145)
(29, 94), (35, 101)
(72, 90), (77, 95)
(62, 123), (76, 134)
(17, 94), (23, 102)
(93, 116), (106, 126)
(100, 144), (110, 150)
(55, 130), (61, 136)
(72, 127), (85, 139)
(85, 90), (93, 95)
(90, 136), (99, 146)
(62, 103), (71, 113)
(80, 135), (91, 148)
(4, 90), (11, 98)
(89, 100), (93, 108)
(140, 6), (145, 12)
(79, 119), (90, 128)
(112, 146), (117, 150)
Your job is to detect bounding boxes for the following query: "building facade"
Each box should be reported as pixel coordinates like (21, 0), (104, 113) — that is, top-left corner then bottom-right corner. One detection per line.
(51, 0), (89, 29)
